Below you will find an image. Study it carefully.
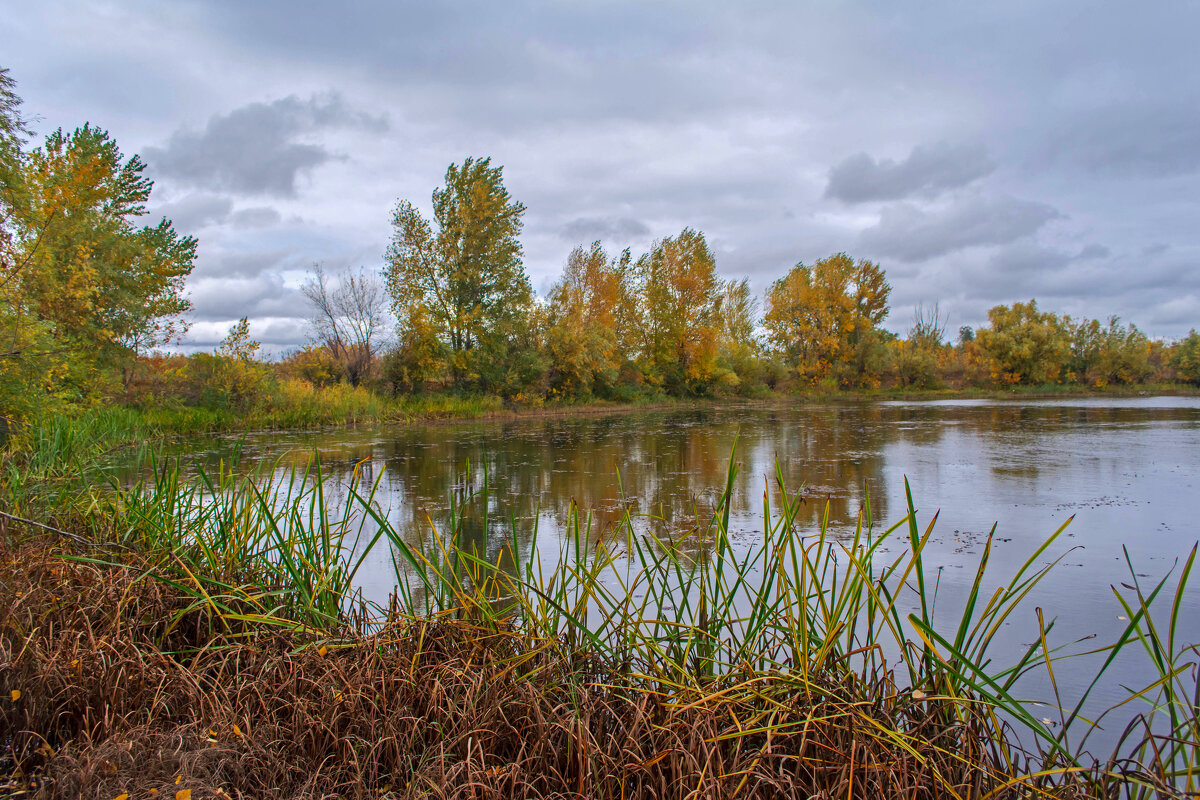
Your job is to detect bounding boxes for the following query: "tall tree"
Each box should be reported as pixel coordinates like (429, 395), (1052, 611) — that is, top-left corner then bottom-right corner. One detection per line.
(384, 157), (533, 391)
(2, 115), (196, 407)
(763, 253), (891, 386)
(714, 278), (761, 390)
(0, 67), (30, 239)
(637, 228), (721, 395)
(0, 67), (37, 423)
(546, 241), (637, 398)
(302, 264), (388, 387)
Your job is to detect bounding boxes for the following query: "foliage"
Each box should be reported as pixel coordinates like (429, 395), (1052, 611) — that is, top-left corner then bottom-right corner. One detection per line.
(0, 92), (194, 419)
(763, 253), (891, 388)
(1170, 330), (1200, 385)
(384, 157), (534, 391)
(891, 304), (948, 389)
(0, 67), (30, 233)
(637, 228), (722, 395)
(713, 278), (761, 393)
(184, 318), (273, 409)
(277, 345), (342, 389)
(891, 339), (940, 388)
(975, 300), (1071, 385)
(1068, 315), (1151, 386)
(382, 301), (448, 394)
(545, 242), (637, 399)
(2, 66), (1197, 413)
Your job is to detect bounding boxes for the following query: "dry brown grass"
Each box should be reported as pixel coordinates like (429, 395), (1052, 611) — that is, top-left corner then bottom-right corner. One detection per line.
(1, 533), (1094, 800)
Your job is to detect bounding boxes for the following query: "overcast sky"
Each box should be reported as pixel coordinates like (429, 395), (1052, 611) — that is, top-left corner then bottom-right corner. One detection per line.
(5, 1), (1199, 349)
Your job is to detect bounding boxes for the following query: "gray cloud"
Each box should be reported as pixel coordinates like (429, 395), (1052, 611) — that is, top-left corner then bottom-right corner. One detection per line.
(560, 216), (651, 243)
(9, 1), (1200, 340)
(183, 317), (309, 351)
(148, 194), (234, 233)
(860, 195), (1061, 262)
(825, 142), (995, 204)
(187, 274), (305, 322)
(1046, 103), (1200, 178)
(1076, 243), (1111, 260)
(147, 194), (285, 235)
(195, 247), (295, 280)
(230, 207), (283, 228)
(144, 93), (387, 197)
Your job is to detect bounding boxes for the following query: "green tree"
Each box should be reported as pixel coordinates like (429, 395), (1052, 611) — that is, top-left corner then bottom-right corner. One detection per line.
(186, 317), (272, 410)
(1, 74), (195, 415)
(975, 300), (1070, 384)
(10, 126), (194, 386)
(1068, 316), (1150, 386)
(1170, 330), (1200, 385)
(637, 228), (722, 395)
(1, 67), (30, 237)
(384, 157), (534, 392)
(763, 253), (891, 387)
(384, 302), (447, 393)
(0, 67), (41, 424)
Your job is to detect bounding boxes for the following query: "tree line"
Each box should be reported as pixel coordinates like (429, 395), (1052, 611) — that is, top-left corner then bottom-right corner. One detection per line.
(3, 67), (1199, 424)
(310, 156), (1200, 402)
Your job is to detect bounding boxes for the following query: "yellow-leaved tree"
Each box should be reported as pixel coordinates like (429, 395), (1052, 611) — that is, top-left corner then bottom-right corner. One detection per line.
(384, 157), (542, 396)
(1, 68), (195, 419)
(763, 253), (891, 388)
(545, 241), (638, 399)
(637, 228), (722, 395)
(975, 300), (1071, 385)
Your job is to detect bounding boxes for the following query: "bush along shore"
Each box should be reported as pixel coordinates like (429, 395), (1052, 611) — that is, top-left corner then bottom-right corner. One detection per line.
(1, 423), (1197, 799)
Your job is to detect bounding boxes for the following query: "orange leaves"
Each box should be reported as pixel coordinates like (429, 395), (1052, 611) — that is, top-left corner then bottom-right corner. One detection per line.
(9, 689), (18, 701)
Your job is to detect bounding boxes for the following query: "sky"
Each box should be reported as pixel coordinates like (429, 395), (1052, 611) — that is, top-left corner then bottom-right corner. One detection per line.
(4, 1), (1199, 350)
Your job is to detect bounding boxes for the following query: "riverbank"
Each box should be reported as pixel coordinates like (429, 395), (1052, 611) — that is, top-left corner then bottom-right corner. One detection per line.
(11, 381), (1199, 466)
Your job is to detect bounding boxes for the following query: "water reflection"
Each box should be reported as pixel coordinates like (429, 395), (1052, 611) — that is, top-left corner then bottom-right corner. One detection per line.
(142, 399), (1200, 583)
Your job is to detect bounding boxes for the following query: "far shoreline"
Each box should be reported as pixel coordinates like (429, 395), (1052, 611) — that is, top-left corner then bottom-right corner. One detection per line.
(96, 381), (1200, 448)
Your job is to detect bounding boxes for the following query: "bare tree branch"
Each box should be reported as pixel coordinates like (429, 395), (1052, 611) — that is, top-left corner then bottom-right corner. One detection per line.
(302, 264), (388, 387)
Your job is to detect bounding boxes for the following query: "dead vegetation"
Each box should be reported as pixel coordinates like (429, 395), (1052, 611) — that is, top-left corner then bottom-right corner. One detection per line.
(1, 532), (1085, 800)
